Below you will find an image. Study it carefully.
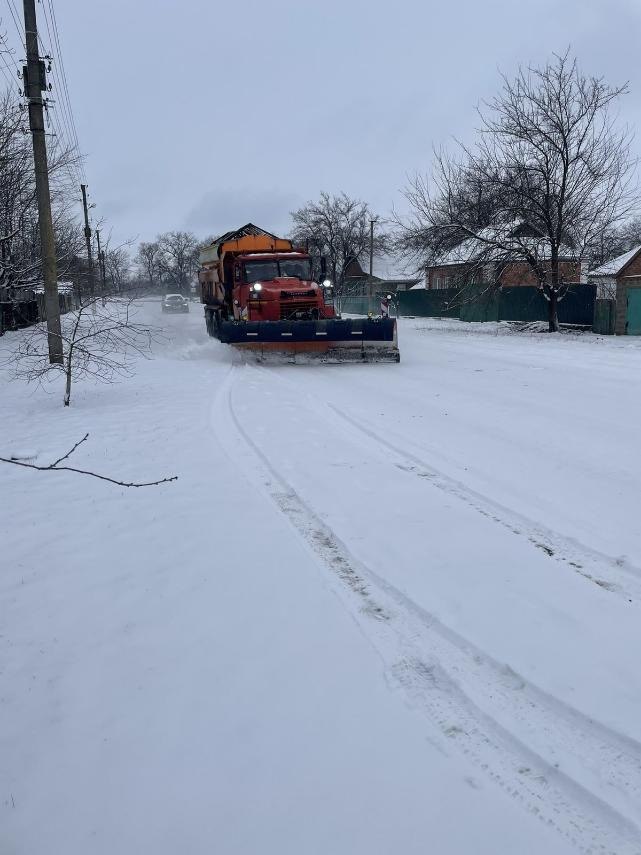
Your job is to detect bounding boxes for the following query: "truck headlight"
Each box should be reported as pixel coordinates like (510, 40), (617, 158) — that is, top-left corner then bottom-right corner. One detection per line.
(252, 283), (262, 292)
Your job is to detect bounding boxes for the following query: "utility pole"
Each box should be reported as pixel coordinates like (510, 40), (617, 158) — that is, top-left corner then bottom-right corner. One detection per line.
(80, 184), (95, 299)
(22, 0), (63, 364)
(96, 229), (106, 292)
(368, 219), (375, 315)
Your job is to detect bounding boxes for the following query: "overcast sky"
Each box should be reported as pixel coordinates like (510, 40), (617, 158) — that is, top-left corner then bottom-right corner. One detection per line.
(5, 0), (641, 249)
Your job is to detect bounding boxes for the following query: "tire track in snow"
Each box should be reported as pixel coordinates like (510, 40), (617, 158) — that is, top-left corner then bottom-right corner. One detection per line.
(245, 363), (641, 815)
(250, 362), (641, 601)
(324, 401), (641, 602)
(211, 365), (641, 855)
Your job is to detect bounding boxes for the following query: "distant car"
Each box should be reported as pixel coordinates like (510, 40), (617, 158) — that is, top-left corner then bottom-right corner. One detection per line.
(162, 294), (189, 313)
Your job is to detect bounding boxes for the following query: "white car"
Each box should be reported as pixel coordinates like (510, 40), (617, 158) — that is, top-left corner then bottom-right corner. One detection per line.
(161, 294), (189, 313)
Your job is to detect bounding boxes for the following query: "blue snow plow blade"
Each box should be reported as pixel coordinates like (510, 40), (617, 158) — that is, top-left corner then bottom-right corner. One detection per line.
(216, 317), (400, 363)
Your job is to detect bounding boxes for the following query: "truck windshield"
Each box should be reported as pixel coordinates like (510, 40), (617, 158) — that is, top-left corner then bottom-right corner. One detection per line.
(244, 260), (279, 283)
(278, 258), (312, 280)
(244, 258), (312, 283)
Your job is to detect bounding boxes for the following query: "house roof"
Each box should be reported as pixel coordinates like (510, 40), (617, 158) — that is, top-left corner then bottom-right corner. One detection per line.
(380, 278), (422, 287)
(347, 255), (416, 281)
(588, 245), (641, 277)
(430, 223), (576, 269)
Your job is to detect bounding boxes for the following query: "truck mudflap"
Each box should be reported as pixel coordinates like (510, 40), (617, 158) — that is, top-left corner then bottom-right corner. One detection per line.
(214, 317), (400, 363)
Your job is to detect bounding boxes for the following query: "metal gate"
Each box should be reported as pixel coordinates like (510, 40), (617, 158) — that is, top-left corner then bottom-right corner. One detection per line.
(626, 287), (641, 335)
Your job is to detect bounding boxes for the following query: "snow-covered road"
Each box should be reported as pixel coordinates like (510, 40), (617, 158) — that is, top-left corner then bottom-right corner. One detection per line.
(3, 303), (641, 854)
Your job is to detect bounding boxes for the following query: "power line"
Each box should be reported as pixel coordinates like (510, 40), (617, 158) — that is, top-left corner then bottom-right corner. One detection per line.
(38, 5), (73, 144)
(5, 0), (25, 50)
(4, 0), (91, 214)
(42, 60), (81, 177)
(0, 34), (20, 93)
(44, 0), (86, 183)
(1, 1), (24, 79)
(31, 0), (86, 189)
(0, 57), (15, 89)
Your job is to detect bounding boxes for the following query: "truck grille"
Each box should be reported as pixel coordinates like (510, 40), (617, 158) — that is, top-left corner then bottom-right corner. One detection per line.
(279, 300), (317, 320)
(280, 289), (316, 299)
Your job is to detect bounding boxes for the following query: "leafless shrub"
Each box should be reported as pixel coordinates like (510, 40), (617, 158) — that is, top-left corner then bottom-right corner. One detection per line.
(8, 295), (162, 406)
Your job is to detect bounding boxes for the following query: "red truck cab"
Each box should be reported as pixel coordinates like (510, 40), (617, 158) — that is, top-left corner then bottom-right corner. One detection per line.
(230, 252), (335, 322)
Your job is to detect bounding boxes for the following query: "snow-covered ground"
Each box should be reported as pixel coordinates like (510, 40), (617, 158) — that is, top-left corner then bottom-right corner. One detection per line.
(2, 305), (641, 854)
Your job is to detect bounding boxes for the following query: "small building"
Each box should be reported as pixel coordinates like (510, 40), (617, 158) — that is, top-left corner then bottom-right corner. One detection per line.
(343, 258), (421, 295)
(588, 245), (641, 335)
(426, 224), (583, 291)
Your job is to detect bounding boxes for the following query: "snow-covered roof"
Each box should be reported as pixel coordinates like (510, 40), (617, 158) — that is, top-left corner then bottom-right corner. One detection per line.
(372, 255), (409, 280)
(410, 282), (426, 290)
(588, 245), (641, 277)
(431, 224), (576, 269)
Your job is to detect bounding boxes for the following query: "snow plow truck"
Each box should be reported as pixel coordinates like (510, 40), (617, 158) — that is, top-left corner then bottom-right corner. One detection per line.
(199, 223), (399, 363)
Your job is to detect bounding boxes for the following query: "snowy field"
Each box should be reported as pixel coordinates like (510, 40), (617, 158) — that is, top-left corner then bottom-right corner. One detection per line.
(2, 303), (641, 854)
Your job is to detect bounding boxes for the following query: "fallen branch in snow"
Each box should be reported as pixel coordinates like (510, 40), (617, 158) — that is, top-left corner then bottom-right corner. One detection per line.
(1, 433), (178, 488)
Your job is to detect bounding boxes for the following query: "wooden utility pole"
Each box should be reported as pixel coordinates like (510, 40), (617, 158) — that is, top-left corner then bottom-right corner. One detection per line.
(80, 184), (95, 298)
(368, 219), (375, 315)
(96, 228), (106, 292)
(22, 0), (63, 363)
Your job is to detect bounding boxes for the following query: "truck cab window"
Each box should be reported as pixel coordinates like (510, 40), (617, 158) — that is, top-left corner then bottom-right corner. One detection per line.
(279, 259), (312, 280)
(244, 260), (279, 283)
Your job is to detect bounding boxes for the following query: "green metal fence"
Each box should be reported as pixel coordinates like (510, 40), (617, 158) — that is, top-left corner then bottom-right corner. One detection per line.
(395, 288), (459, 318)
(342, 283), (597, 327)
(593, 299), (616, 335)
(339, 296), (371, 316)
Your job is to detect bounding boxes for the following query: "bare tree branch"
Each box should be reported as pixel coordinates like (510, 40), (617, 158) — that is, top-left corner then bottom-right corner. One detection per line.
(290, 192), (389, 310)
(1, 433), (177, 487)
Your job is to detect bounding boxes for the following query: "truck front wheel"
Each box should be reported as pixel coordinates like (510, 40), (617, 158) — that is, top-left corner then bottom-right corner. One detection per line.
(205, 308), (214, 337)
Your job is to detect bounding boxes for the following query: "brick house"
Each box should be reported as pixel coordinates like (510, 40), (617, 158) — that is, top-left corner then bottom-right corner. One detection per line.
(426, 223), (583, 291)
(588, 245), (641, 334)
(344, 258), (421, 295)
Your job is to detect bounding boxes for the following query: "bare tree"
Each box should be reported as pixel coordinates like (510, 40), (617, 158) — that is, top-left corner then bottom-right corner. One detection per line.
(157, 231), (199, 294)
(290, 192), (389, 310)
(136, 240), (161, 289)
(0, 87), (84, 304)
(400, 52), (638, 331)
(103, 246), (132, 294)
(395, 160), (506, 271)
(589, 215), (641, 267)
(9, 295), (161, 406)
